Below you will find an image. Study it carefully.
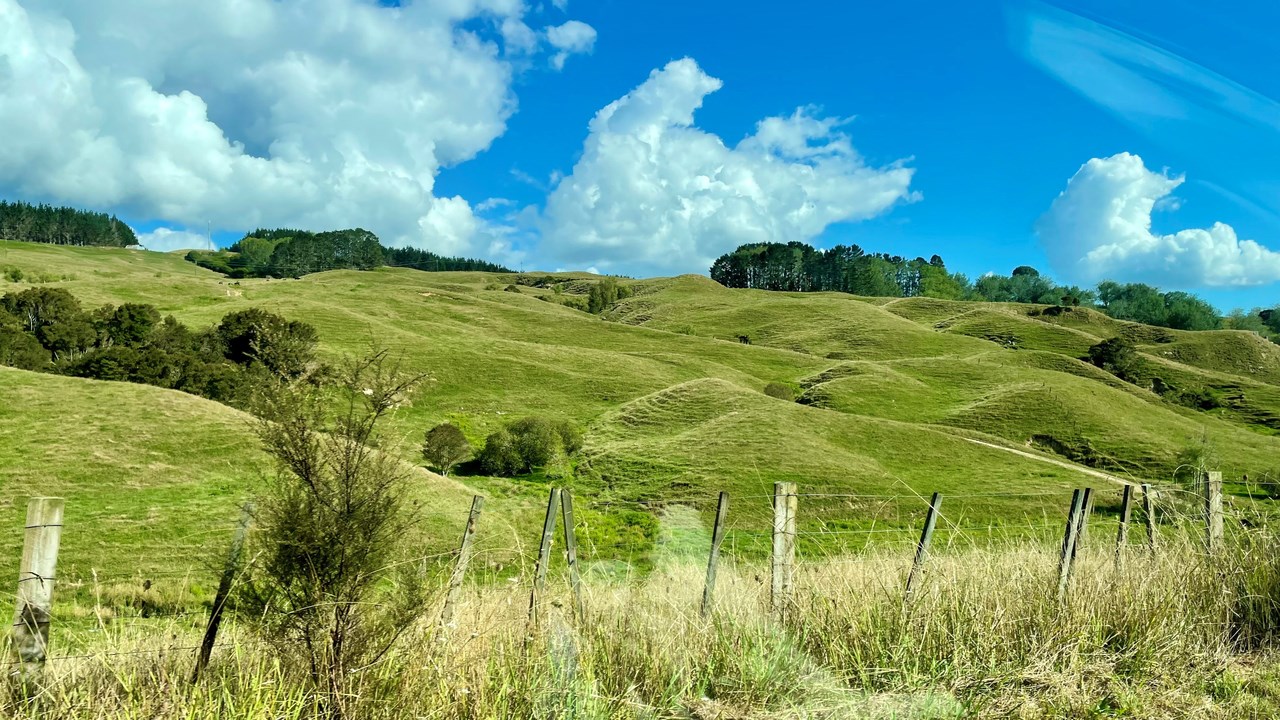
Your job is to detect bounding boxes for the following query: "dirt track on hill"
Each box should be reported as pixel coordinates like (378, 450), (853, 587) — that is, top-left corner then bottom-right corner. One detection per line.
(959, 437), (1132, 486)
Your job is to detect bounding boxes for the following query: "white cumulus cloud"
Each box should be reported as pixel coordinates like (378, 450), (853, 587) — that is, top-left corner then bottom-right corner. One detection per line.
(136, 227), (215, 253)
(539, 58), (917, 275)
(0, 0), (585, 258)
(545, 20), (596, 70)
(1037, 152), (1280, 287)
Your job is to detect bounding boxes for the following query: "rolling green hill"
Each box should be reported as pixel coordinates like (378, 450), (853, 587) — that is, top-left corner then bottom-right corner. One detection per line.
(4, 239), (1280, 593)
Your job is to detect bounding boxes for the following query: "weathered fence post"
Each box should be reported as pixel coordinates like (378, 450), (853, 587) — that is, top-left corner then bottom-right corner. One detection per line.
(1204, 471), (1223, 553)
(9, 497), (64, 677)
(1114, 485), (1133, 570)
(1056, 489), (1084, 601)
(192, 503), (253, 684)
(1071, 487), (1094, 558)
(904, 492), (942, 604)
(560, 490), (583, 623)
(701, 491), (730, 617)
(770, 482), (797, 619)
(527, 487), (560, 627)
(1141, 483), (1157, 552)
(440, 495), (484, 629)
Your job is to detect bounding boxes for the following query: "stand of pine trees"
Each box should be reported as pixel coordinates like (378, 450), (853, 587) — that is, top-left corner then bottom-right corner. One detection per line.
(0, 200), (137, 247)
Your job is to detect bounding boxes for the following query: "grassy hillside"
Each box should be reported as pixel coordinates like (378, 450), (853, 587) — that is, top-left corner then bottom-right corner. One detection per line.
(4, 240), (1280, 587)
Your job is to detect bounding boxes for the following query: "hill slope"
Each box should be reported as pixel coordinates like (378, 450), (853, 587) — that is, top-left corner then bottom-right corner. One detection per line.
(3, 241), (1280, 583)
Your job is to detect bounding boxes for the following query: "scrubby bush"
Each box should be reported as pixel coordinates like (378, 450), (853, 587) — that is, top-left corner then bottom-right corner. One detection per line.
(216, 307), (318, 378)
(239, 351), (430, 718)
(0, 314), (48, 369)
(3, 265), (22, 283)
(478, 416), (583, 476)
(587, 277), (631, 314)
(1086, 336), (1142, 383)
(477, 427), (523, 476)
(763, 382), (795, 401)
(508, 416), (561, 468)
(422, 422), (472, 476)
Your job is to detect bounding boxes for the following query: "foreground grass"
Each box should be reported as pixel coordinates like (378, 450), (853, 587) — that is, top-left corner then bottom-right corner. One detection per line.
(8, 534), (1280, 719)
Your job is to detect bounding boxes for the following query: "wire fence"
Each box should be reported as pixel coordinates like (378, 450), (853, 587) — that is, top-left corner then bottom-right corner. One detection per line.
(5, 476), (1274, 670)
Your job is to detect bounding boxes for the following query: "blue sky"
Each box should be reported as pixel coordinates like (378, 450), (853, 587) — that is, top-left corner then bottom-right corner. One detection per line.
(4, 0), (1280, 309)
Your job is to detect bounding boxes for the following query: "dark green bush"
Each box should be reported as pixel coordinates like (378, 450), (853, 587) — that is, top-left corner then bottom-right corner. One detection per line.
(478, 427), (523, 476)
(0, 288), (319, 412)
(478, 416), (584, 476)
(763, 382), (795, 401)
(1086, 337), (1143, 383)
(422, 422), (472, 476)
(507, 416), (561, 468)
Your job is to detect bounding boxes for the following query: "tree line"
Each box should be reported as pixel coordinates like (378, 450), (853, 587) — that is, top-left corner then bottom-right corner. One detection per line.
(710, 241), (1277, 336)
(0, 286), (317, 408)
(186, 227), (511, 278)
(0, 200), (138, 247)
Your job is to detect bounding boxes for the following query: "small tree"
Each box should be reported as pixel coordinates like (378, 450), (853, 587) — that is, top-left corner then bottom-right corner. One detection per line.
(478, 427), (522, 475)
(238, 351), (429, 719)
(1086, 337), (1141, 383)
(508, 416), (560, 468)
(422, 422), (471, 475)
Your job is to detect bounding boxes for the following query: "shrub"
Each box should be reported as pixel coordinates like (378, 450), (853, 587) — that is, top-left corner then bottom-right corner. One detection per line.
(216, 307), (318, 378)
(422, 422), (472, 476)
(587, 277), (631, 314)
(238, 351), (429, 719)
(0, 314), (48, 370)
(508, 416), (561, 468)
(3, 265), (22, 283)
(478, 416), (584, 476)
(1086, 336), (1142, 383)
(555, 419), (584, 454)
(478, 427), (523, 476)
(763, 382), (795, 401)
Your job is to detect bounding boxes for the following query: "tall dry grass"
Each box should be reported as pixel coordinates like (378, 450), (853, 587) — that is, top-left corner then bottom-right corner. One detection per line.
(7, 533), (1280, 719)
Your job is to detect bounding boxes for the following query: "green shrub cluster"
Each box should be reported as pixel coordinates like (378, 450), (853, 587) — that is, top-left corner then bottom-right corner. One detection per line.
(0, 287), (317, 408)
(587, 277), (632, 314)
(477, 416), (582, 477)
(763, 382), (795, 401)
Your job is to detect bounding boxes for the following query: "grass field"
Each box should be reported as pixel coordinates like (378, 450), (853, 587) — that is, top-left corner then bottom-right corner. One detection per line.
(5, 239), (1280, 572)
(7, 241), (1280, 716)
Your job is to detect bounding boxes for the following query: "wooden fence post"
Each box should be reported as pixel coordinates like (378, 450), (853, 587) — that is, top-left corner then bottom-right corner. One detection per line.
(527, 487), (560, 627)
(1071, 487), (1094, 559)
(9, 497), (64, 676)
(192, 503), (253, 684)
(904, 492), (941, 604)
(770, 482), (797, 619)
(1204, 471), (1223, 553)
(440, 495), (484, 629)
(1115, 485), (1133, 570)
(701, 491), (730, 617)
(1141, 483), (1157, 552)
(560, 490), (583, 623)
(1056, 489), (1084, 601)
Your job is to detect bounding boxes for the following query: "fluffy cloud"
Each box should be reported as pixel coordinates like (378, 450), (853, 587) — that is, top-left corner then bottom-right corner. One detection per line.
(0, 0), (591, 257)
(136, 227), (215, 253)
(1037, 153), (1280, 287)
(545, 20), (596, 70)
(539, 59), (917, 275)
